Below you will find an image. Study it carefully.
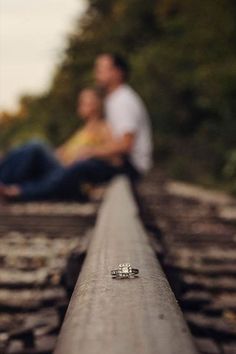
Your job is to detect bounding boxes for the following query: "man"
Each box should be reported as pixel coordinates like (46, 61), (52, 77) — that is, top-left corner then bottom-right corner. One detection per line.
(0, 53), (153, 201)
(91, 52), (153, 178)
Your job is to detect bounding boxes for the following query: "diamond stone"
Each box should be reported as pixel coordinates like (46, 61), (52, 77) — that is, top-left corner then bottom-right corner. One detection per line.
(118, 263), (131, 274)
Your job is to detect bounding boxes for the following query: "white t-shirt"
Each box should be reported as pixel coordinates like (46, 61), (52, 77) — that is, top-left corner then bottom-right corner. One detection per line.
(105, 84), (153, 173)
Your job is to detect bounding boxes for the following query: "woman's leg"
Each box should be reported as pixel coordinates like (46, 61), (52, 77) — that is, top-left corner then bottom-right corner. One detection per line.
(12, 158), (121, 201)
(0, 140), (60, 184)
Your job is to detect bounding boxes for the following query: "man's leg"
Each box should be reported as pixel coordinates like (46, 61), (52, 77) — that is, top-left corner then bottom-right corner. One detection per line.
(0, 140), (60, 184)
(121, 157), (147, 220)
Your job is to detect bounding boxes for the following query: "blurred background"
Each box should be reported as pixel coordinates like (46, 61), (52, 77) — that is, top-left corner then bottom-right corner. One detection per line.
(0, 0), (236, 190)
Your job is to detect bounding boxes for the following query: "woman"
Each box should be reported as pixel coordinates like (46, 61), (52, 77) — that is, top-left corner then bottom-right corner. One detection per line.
(0, 88), (125, 201)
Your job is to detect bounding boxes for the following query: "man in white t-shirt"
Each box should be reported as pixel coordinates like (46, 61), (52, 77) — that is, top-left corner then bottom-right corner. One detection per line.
(94, 53), (153, 177)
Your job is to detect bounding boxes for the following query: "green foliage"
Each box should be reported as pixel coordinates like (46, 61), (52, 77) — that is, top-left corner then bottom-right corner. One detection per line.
(1, 0), (236, 192)
(224, 150), (236, 179)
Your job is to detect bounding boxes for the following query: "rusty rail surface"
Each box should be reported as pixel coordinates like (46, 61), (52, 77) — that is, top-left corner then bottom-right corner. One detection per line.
(54, 176), (198, 354)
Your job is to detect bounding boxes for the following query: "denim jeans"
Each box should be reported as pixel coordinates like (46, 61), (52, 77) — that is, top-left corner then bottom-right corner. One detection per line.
(0, 140), (60, 185)
(0, 140), (140, 201)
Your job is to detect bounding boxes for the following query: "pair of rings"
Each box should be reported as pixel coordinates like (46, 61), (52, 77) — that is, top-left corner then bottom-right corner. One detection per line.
(111, 263), (139, 279)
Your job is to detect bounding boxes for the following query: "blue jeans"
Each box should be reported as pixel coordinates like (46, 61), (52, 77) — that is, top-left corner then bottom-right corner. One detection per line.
(0, 141), (139, 201)
(0, 141), (60, 185)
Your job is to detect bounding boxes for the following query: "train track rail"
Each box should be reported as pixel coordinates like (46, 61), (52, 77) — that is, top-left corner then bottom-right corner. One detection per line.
(0, 168), (235, 354)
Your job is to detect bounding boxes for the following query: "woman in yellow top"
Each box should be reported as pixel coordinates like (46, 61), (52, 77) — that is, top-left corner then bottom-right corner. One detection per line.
(56, 87), (121, 167)
(0, 88), (125, 201)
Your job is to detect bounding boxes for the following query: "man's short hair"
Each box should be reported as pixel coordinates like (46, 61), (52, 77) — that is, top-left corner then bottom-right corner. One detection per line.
(101, 52), (130, 81)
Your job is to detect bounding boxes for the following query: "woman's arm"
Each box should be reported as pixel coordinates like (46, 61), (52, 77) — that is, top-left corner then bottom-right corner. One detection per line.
(54, 129), (81, 165)
(86, 122), (135, 158)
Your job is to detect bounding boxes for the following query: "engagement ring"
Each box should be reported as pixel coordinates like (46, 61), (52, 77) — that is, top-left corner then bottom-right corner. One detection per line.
(111, 263), (139, 279)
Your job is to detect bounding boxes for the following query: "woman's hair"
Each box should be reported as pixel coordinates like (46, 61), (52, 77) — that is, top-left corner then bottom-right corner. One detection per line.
(79, 86), (105, 119)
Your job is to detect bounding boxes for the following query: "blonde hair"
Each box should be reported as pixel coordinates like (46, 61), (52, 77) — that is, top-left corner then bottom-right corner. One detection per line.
(78, 86), (105, 119)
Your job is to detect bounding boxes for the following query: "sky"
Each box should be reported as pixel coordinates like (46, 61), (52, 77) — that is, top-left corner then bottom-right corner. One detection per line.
(0, 0), (87, 112)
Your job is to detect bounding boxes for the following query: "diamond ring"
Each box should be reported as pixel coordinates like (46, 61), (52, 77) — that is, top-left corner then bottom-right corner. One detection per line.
(111, 263), (139, 279)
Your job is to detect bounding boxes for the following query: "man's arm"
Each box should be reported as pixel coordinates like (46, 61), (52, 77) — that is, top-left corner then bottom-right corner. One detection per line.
(91, 132), (135, 159)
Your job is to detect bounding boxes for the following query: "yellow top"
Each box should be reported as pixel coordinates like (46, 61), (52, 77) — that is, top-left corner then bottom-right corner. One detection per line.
(61, 126), (108, 162)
